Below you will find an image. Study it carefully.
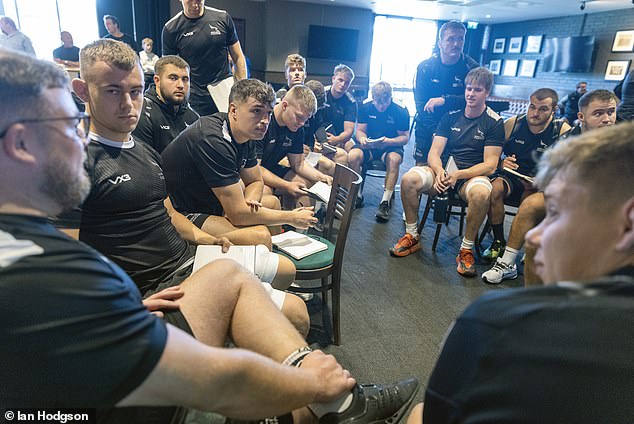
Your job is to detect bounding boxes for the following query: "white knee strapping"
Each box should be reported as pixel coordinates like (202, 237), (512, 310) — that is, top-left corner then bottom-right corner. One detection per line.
(464, 177), (492, 197)
(409, 166), (434, 191)
(260, 282), (286, 310)
(254, 244), (279, 284)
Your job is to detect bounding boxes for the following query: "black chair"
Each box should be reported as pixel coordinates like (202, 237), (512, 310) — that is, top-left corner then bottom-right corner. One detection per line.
(416, 192), (469, 251)
(275, 164), (362, 345)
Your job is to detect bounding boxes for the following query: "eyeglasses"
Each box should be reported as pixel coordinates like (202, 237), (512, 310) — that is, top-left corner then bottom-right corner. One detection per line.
(0, 113), (91, 139)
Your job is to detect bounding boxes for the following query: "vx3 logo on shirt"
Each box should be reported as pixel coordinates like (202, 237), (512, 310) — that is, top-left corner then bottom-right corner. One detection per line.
(161, 125), (170, 130)
(183, 31), (194, 37)
(209, 24), (221, 36)
(108, 174), (132, 185)
(451, 127), (462, 132)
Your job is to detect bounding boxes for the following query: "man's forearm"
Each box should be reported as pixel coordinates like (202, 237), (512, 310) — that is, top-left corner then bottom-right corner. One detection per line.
(455, 161), (497, 180)
(234, 57), (247, 80)
(383, 135), (409, 147)
(261, 167), (290, 191)
(244, 181), (264, 202)
(226, 205), (294, 227)
(294, 162), (326, 183)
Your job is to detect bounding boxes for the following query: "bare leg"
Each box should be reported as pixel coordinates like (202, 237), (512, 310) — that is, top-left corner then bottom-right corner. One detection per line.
(202, 215), (272, 249)
(284, 171), (311, 209)
(333, 147), (348, 165)
(383, 152), (402, 192)
(489, 178), (508, 225)
(177, 259), (306, 359)
(461, 182), (491, 243)
(347, 148), (364, 174)
(506, 192), (545, 250)
(271, 255), (295, 290)
(317, 155), (336, 176)
(343, 140), (356, 153)
(400, 167), (435, 225)
(406, 403), (423, 424)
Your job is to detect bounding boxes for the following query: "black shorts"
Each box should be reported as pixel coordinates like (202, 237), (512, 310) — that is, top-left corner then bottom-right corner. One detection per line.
(269, 163), (292, 178)
(494, 171), (536, 204)
(143, 261), (195, 336)
(414, 124), (435, 163)
(186, 213), (211, 229)
(352, 145), (404, 163)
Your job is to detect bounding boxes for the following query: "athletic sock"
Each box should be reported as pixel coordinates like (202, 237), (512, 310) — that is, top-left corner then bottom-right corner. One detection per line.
(381, 189), (394, 203)
(500, 246), (519, 265)
(405, 222), (418, 237)
(492, 223), (505, 242)
(460, 238), (474, 251)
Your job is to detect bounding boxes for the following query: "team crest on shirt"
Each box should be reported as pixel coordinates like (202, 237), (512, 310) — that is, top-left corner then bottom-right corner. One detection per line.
(240, 158), (247, 169)
(386, 116), (395, 125)
(209, 24), (221, 36)
(474, 129), (485, 141)
(282, 137), (292, 147)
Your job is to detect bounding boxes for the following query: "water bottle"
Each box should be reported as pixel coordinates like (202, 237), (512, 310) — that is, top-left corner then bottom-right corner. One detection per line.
(433, 192), (449, 223)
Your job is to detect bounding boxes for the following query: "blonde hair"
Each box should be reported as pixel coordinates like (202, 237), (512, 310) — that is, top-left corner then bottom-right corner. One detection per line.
(535, 121), (634, 210)
(285, 54), (306, 73)
(80, 39), (139, 80)
(333, 63), (354, 81)
(284, 85), (317, 116)
(465, 67), (493, 92)
(371, 81), (392, 104)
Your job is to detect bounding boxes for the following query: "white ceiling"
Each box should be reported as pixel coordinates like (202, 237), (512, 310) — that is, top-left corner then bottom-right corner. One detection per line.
(285, 0), (633, 23)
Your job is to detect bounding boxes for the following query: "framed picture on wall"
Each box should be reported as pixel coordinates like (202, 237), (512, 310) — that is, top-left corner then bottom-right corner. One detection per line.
(508, 37), (523, 53)
(489, 59), (502, 75)
(492, 38), (505, 53)
(612, 30), (634, 52)
(503, 59), (519, 77)
(519, 60), (537, 77)
(605, 60), (631, 80)
(525, 35), (543, 53)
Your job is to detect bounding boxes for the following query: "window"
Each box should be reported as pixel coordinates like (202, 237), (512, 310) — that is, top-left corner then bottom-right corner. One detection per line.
(369, 16), (437, 115)
(2, 0), (98, 59)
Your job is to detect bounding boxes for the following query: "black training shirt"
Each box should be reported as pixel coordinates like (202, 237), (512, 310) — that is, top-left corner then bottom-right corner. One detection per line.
(435, 107), (504, 169)
(162, 112), (258, 216)
(358, 99), (410, 139)
(162, 6), (238, 98)
(322, 88), (357, 135)
(0, 214), (166, 407)
(256, 111), (304, 171)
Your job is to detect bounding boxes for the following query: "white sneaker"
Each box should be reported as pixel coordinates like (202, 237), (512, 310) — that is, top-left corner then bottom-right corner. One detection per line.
(289, 282), (314, 301)
(481, 258), (518, 284)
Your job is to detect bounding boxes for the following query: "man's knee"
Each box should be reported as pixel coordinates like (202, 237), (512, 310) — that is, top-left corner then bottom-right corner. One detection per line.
(463, 177), (492, 205)
(402, 166), (433, 193)
(262, 194), (281, 210)
(490, 179), (507, 202)
(347, 149), (363, 166)
(251, 225), (273, 246)
(281, 293), (310, 337)
(517, 192), (545, 222)
(271, 254), (296, 290)
(384, 152), (402, 169)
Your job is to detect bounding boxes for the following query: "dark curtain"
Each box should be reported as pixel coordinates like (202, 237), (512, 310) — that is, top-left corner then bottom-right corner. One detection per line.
(96, 0), (171, 53)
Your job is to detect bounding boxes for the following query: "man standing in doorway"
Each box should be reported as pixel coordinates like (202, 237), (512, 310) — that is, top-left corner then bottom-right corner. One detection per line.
(413, 20), (478, 165)
(162, 0), (247, 116)
(103, 14), (139, 51)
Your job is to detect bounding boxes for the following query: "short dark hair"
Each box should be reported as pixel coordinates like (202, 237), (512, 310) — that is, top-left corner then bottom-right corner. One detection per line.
(439, 21), (466, 40)
(229, 79), (275, 108)
(530, 88), (559, 108)
(103, 14), (120, 27)
(576, 81), (587, 89)
(305, 80), (326, 109)
(155, 55), (189, 76)
(80, 39), (139, 80)
(578, 89), (618, 112)
(0, 51), (69, 136)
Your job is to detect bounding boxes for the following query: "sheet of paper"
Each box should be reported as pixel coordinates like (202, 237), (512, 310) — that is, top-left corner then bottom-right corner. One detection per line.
(272, 231), (328, 260)
(305, 152), (322, 167)
(206, 76), (234, 113)
(302, 181), (332, 203)
(192, 245), (255, 274)
(445, 156), (459, 174)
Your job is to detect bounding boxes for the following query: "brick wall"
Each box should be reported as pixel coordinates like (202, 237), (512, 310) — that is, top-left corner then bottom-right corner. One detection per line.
(485, 8), (634, 101)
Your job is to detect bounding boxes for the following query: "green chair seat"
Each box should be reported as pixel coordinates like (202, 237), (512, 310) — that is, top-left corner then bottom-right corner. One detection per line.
(274, 235), (335, 270)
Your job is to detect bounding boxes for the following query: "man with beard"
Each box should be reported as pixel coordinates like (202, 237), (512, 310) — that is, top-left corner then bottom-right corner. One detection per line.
(390, 67), (504, 278)
(133, 55), (200, 153)
(0, 49), (419, 424)
(480, 88), (570, 264)
(482, 89), (617, 285)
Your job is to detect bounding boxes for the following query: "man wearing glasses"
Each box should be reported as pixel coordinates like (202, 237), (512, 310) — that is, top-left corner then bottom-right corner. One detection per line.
(0, 49), (418, 422)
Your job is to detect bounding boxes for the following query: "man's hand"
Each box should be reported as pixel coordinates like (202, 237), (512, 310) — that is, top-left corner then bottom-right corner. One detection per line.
(246, 199), (263, 212)
(143, 286), (184, 318)
(212, 236), (232, 253)
(424, 97), (445, 113)
(291, 206), (317, 229)
(300, 350), (356, 403)
(443, 172), (459, 189)
(358, 137), (369, 149)
(326, 132), (336, 145)
(433, 171), (448, 193)
(320, 174), (333, 185)
(502, 154), (519, 170)
(285, 180), (308, 198)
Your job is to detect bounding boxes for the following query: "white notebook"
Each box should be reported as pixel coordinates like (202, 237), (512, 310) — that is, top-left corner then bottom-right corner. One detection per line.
(305, 152), (322, 167)
(192, 245), (256, 274)
(272, 231), (328, 260)
(301, 181), (332, 203)
(206, 76), (234, 113)
(503, 167), (535, 183)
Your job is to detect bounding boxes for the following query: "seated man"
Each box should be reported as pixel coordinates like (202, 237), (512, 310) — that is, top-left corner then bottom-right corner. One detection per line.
(303, 79), (339, 176)
(347, 81), (410, 222)
(482, 89), (617, 284)
(480, 88), (570, 263)
(132, 55), (200, 154)
(322, 63), (357, 163)
(161, 79), (318, 239)
(0, 51), (418, 423)
(258, 85), (333, 209)
(68, 39), (302, 329)
(278, 53), (306, 95)
(412, 121), (634, 423)
(390, 67), (504, 278)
